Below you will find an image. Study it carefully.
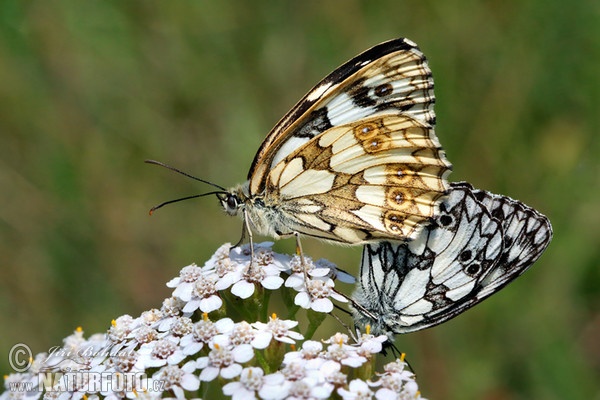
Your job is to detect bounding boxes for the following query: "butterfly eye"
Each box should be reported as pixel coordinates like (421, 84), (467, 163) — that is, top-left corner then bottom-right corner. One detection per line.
(227, 195), (238, 210)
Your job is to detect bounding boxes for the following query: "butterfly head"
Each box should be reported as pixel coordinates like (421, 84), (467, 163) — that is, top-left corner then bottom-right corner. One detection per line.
(217, 184), (249, 217)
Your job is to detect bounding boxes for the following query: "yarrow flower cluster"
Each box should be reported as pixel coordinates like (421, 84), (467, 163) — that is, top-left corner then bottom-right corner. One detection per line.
(1, 242), (426, 400)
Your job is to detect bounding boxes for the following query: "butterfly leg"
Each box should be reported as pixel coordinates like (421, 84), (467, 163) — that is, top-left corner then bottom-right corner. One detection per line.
(241, 208), (257, 273)
(293, 232), (307, 268)
(291, 231), (328, 302)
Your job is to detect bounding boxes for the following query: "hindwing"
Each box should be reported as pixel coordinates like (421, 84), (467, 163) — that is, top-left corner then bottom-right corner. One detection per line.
(352, 182), (552, 335)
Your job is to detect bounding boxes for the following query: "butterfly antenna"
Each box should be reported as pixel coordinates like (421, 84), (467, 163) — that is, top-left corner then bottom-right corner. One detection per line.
(149, 191), (227, 215)
(145, 159), (227, 191)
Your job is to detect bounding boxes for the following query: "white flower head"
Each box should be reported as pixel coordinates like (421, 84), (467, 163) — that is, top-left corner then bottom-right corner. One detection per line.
(107, 315), (138, 342)
(180, 314), (234, 356)
(136, 337), (186, 369)
(158, 296), (187, 331)
(371, 356), (426, 400)
(213, 244), (286, 299)
(252, 314), (304, 346)
(375, 374), (425, 400)
(283, 340), (326, 369)
(338, 379), (374, 400)
(284, 255), (325, 290)
(196, 336), (254, 381)
(356, 333), (388, 357)
(294, 277), (347, 313)
(181, 274), (223, 314)
(287, 376), (334, 399)
(227, 321), (263, 348)
(133, 325), (159, 345)
(140, 308), (164, 326)
(325, 338), (367, 368)
(161, 296), (185, 318)
(167, 264), (204, 300)
(151, 362), (199, 400)
(109, 350), (139, 373)
(223, 367), (287, 400)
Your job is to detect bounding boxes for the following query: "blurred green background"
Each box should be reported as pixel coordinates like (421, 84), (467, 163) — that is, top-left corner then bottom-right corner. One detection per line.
(1, 1), (598, 398)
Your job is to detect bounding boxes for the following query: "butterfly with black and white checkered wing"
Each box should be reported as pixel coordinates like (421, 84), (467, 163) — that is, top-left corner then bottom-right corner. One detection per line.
(218, 38), (452, 245)
(352, 182), (552, 335)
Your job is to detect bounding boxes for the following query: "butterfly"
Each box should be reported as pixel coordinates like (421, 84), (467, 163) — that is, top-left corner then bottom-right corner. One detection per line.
(352, 182), (553, 335)
(215, 38), (453, 247)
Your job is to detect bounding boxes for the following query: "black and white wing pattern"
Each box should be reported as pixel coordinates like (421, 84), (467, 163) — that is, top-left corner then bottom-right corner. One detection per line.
(352, 182), (553, 335)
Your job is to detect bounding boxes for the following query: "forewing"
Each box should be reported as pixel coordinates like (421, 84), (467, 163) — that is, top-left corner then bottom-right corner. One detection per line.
(249, 38), (439, 195)
(265, 113), (451, 243)
(352, 185), (504, 334)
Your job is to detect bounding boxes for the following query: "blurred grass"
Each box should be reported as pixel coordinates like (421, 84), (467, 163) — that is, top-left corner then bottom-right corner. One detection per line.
(0, 0), (598, 398)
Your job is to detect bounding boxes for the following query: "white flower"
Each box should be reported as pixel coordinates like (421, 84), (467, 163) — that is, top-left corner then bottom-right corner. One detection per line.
(283, 340), (327, 370)
(252, 314), (304, 346)
(181, 275), (223, 313)
(179, 315), (234, 356)
(286, 377), (334, 399)
(294, 277), (347, 313)
(151, 362), (199, 400)
(223, 367), (287, 400)
(356, 333), (388, 357)
(338, 379), (374, 400)
(215, 254), (285, 300)
(196, 336), (254, 381)
(108, 350), (139, 373)
(170, 316), (194, 337)
(372, 358), (426, 400)
(140, 309), (163, 326)
(325, 340), (367, 368)
(132, 325), (159, 344)
(107, 315), (138, 342)
(226, 321), (266, 349)
(158, 296), (187, 331)
(284, 256), (328, 290)
(375, 377), (424, 400)
(135, 337), (186, 369)
(167, 264), (204, 300)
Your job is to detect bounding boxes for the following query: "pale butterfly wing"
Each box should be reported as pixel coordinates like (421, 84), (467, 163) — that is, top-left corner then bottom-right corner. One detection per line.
(239, 38), (452, 244)
(352, 182), (552, 335)
(263, 113), (450, 243)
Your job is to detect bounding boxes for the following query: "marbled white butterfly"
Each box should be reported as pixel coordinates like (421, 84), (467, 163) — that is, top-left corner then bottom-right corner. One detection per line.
(216, 38), (452, 247)
(352, 182), (552, 336)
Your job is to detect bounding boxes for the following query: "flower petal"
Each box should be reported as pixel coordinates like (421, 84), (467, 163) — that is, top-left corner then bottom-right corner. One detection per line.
(199, 295), (223, 313)
(261, 276), (284, 290)
(231, 280), (255, 299)
(220, 363), (243, 379)
(294, 292), (311, 308)
(232, 344), (254, 363)
(199, 366), (219, 382)
(310, 298), (334, 313)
